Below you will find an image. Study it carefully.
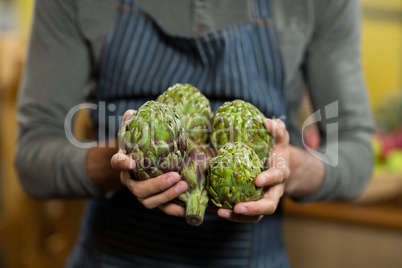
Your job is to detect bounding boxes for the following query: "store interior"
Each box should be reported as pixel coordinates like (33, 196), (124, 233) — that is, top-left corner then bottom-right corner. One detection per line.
(0, 0), (401, 267)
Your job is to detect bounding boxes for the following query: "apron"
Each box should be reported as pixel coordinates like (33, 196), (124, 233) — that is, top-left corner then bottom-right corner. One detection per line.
(68, 0), (289, 267)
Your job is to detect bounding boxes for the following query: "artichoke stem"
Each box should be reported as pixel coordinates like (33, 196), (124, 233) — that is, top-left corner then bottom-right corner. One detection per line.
(185, 191), (209, 227)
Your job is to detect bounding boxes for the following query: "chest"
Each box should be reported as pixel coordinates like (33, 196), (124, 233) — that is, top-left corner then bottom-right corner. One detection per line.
(76, 0), (314, 76)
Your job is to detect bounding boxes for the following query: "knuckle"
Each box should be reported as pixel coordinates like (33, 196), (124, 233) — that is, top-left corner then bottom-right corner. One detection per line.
(141, 199), (155, 209)
(284, 168), (291, 180)
(153, 179), (169, 193)
(278, 168), (286, 180)
(280, 170), (285, 183)
(165, 188), (180, 202)
(131, 186), (145, 198)
(273, 168), (284, 183)
(275, 119), (282, 127)
(279, 120), (286, 129)
(266, 202), (277, 215)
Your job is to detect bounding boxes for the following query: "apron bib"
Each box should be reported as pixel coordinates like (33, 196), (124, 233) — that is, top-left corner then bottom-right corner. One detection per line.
(69, 1), (289, 267)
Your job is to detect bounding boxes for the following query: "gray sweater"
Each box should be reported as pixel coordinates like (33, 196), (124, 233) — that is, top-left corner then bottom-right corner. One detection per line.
(16, 0), (374, 201)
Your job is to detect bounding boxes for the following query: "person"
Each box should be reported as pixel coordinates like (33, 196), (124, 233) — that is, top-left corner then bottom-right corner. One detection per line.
(16, 0), (374, 267)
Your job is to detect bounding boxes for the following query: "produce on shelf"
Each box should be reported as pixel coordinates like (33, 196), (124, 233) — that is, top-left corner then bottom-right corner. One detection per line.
(373, 91), (402, 172)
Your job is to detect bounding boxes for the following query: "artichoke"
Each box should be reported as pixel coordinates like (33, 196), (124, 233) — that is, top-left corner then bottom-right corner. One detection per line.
(210, 99), (274, 166)
(207, 142), (264, 209)
(119, 101), (187, 181)
(157, 83), (213, 144)
(178, 144), (216, 226)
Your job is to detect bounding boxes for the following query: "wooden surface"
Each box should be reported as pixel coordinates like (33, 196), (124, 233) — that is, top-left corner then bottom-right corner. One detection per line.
(283, 214), (402, 268)
(284, 194), (402, 230)
(354, 171), (402, 204)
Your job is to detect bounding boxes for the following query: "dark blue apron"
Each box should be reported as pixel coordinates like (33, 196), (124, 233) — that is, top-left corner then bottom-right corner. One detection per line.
(68, 0), (289, 267)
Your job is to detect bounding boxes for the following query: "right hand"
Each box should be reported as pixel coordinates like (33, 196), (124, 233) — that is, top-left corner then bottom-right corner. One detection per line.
(110, 109), (188, 217)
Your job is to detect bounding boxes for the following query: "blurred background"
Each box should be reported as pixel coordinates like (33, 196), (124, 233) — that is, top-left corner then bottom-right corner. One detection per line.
(0, 0), (401, 267)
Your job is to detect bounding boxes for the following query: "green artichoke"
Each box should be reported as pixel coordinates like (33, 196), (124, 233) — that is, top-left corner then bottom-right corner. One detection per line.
(157, 83), (213, 144)
(178, 144), (216, 226)
(207, 142), (264, 209)
(210, 99), (274, 166)
(119, 101), (187, 181)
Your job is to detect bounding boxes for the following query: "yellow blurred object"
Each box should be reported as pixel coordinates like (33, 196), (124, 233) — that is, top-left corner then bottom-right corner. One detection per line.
(14, 0), (33, 35)
(362, 0), (402, 11)
(361, 0), (402, 109)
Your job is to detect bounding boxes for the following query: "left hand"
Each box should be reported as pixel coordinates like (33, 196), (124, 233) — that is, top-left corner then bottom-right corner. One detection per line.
(111, 109), (188, 217)
(217, 118), (290, 223)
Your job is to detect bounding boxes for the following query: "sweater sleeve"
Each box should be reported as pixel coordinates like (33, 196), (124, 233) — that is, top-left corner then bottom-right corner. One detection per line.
(15, 0), (104, 198)
(300, 0), (375, 201)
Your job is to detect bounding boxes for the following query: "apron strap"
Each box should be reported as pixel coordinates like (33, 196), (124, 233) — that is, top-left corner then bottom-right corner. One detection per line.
(253, 0), (274, 18)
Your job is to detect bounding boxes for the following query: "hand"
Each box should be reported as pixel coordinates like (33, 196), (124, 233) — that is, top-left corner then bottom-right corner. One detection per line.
(86, 139), (123, 193)
(217, 118), (290, 223)
(110, 109), (188, 217)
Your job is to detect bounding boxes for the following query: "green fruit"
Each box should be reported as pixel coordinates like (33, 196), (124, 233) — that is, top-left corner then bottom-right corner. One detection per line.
(210, 99), (274, 165)
(178, 144), (216, 226)
(385, 150), (402, 172)
(118, 101), (187, 180)
(207, 142), (264, 209)
(157, 83), (213, 144)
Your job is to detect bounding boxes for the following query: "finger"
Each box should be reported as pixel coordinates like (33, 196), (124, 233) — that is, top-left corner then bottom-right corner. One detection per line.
(138, 181), (188, 209)
(232, 184), (285, 216)
(158, 202), (186, 218)
(267, 151), (290, 180)
(120, 109), (136, 128)
(123, 109), (136, 121)
(217, 208), (263, 224)
(264, 118), (289, 146)
(255, 167), (286, 187)
(125, 172), (181, 198)
(110, 152), (136, 171)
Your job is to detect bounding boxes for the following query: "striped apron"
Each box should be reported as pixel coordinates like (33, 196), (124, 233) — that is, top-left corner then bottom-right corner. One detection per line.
(67, 0), (289, 267)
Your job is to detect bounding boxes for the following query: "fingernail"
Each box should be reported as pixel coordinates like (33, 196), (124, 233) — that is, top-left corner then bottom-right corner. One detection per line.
(175, 182), (187, 194)
(236, 206), (247, 215)
(168, 176), (180, 185)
